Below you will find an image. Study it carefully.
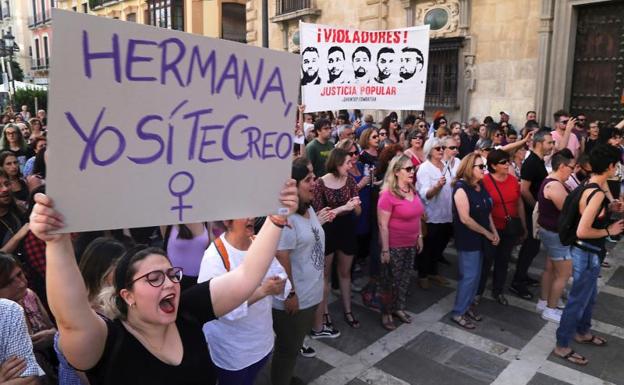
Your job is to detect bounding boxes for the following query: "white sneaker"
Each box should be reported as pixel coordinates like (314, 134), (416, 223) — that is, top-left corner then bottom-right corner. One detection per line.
(541, 307), (562, 323)
(536, 299), (547, 312)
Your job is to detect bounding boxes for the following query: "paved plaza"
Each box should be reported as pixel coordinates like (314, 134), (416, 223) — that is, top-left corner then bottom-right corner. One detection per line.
(256, 241), (624, 385)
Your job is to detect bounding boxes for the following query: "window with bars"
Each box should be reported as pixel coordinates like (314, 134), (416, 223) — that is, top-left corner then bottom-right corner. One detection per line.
(276, 0), (310, 15)
(425, 38), (462, 109)
(147, 0), (184, 31)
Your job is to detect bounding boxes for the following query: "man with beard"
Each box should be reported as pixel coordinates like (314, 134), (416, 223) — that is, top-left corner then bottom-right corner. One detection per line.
(352, 46), (372, 84)
(327, 46), (348, 84)
(375, 47), (395, 84)
(301, 47), (322, 85)
(398, 47), (424, 83)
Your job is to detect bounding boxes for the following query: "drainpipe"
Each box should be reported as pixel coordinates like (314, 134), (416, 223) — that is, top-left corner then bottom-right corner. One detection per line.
(262, 0), (268, 47)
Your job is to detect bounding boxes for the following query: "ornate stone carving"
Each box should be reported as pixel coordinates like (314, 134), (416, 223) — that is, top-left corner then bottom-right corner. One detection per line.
(414, 0), (460, 38)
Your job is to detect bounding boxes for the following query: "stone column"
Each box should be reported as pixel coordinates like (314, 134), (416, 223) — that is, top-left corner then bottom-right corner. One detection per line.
(401, 0), (413, 27)
(535, 0), (555, 126)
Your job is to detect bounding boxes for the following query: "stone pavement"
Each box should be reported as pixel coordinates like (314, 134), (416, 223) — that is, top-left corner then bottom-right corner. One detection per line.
(255, 241), (624, 385)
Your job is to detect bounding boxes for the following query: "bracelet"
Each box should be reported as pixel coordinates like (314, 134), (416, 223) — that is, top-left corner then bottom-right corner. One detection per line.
(269, 215), (287, 229)
(606, 227), (611, 237)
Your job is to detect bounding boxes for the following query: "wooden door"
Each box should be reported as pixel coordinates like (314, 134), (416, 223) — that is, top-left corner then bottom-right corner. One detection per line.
(570, 1), (624, 125)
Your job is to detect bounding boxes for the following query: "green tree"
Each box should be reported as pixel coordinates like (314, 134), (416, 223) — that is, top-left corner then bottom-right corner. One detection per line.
(9, 60), (23, 82)
(13, 88), (47, 114)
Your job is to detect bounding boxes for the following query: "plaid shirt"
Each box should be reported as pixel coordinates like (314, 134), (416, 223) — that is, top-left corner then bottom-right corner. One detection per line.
(0, 299), (44, 377)
(23, 231), (46, 278)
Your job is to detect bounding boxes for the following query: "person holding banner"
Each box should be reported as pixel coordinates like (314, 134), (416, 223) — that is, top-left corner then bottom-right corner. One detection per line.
(312, 149), (362, 332)
(28, 181), (298, 385)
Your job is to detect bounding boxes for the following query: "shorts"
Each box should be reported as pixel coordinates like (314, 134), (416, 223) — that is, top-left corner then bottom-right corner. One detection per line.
(323, 213), (357, 255)
(539, 228), (571, 261)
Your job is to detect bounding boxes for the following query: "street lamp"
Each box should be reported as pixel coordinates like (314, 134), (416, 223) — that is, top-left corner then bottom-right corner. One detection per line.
(3, 30), (15, 100)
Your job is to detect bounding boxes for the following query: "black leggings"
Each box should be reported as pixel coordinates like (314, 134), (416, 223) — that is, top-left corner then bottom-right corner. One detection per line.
(418, 223), (453, 278)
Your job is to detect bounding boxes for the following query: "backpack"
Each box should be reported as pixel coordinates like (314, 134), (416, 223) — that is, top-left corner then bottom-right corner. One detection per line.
(558, 183), (602, 246)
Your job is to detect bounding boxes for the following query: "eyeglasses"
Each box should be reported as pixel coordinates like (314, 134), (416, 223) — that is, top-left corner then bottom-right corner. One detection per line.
(130, 267), (184, 288)
(379, 132), (387, 136)
(402, 166), (415, 173)
(483, 147), (494, 152)
(494, 133), (503, 137)
(371, 135), (379, 139)
(391, 119), (397, 123)
(414, 136), (424, 140)
(348, 151), (358, 157)
(433, 146), (446, 151)
(418, 124), (426, 128)
(473, 164), (487, 170)
(560, 120), (569, 125)
(563, 163), (576, 170)
(447, 146), (458, 151)
(5, 131), (16, 136)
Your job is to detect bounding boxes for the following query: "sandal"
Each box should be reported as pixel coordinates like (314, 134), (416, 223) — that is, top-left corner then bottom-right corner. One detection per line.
(601, 261), (611, 268)
(381, 315), (396, 331)
(575, 334), (607, 346)
(466, 308), (483, 322)
(323, 313), (333, 327)
(393, 311), (412, 324)
(344, 312), (361, 329)
(451, 315), (476, 330)
(553, 349), (588, 366)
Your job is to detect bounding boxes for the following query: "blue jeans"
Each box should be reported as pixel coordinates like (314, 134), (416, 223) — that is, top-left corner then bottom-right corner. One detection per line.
(555, 246), (600, 348)
(452, 250), (483, 317)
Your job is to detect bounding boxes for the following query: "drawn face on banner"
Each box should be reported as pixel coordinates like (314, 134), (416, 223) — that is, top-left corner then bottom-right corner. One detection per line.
(376, 48), (395, 83)
(352, 46), (371, 80)
(327, 46), (346, 83)
(301, 47), (321, 83)
(399, 47), (424, 81)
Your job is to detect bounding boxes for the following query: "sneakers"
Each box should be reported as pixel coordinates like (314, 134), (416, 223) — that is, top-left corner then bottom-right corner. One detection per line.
(557, 298), (566, 310)
(300, 344), (316, 358)
(541, 307), (562, 323)
(310, 325), (341, 339)
(536, 299), (547, 312)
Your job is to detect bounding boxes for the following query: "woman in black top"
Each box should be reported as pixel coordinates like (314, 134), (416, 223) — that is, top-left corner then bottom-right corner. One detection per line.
(29, 182), (298, 385)
(0, 151), (29, 204)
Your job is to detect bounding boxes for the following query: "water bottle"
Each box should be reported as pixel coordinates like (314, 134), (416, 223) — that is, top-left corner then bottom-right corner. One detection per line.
(369, 165), (376, 187)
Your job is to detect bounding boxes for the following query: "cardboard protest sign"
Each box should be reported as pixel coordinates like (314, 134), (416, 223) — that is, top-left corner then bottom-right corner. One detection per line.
(47, 10), (299, 232)
(299, 22), (429, 112)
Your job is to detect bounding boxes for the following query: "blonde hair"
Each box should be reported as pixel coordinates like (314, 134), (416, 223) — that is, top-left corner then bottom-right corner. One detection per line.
(381, 154), (414, 198)
(453, 152), (482, 188)
(335, 138), (356, 152)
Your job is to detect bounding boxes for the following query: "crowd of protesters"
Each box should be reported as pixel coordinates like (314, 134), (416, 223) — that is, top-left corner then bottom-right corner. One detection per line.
(1, 103), (624, 385)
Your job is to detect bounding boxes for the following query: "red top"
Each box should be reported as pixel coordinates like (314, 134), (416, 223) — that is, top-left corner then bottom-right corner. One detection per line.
(378, 190), (425, 248)
(482, 174), (521, 230)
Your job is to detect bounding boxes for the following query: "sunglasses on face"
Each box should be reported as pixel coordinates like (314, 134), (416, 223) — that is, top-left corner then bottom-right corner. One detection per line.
(418, 124), (426, 128)
(414, 136), (424, 140)
(447, 146), (458, 151)
(371, 135), (379, 139)
(130, 267), (184, 288)
(379, 132), (387, 136)
(560, 120), (569, 125)
(348, 151), (358, 157)
(497, 160), (509, 165)
(483, 147), (494, 152)
(391, 119), (397, 123)
(473, 164), (487, 170)
(402, 166), (415, 173)
(434, 146), (446, 151)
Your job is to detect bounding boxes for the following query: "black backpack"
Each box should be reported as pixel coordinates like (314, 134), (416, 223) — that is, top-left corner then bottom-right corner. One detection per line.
(558, 182), (603, 246)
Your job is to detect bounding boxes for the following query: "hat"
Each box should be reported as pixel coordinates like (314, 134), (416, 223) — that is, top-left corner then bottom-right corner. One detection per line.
(475, 138), (493, 150)
(500, 111), (510, 116)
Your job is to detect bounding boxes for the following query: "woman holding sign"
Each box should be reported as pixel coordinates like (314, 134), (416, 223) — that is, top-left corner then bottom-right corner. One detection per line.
(28, 182), (298, 385)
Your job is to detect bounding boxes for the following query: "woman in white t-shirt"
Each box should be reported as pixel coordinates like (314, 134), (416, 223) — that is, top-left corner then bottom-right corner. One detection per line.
(272, 157), (333, 385)
(198, 219), (289, 385)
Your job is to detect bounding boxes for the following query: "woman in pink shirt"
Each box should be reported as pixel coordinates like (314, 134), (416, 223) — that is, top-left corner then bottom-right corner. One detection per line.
(377, 155), (425, 330)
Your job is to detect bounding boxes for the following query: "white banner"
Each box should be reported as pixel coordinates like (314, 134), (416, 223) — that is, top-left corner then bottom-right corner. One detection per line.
(300, 22), (429, 112)
(48, 10), (300, 232)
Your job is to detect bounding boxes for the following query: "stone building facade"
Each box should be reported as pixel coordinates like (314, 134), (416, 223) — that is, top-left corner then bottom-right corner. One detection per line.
(246, 0), (624, 128)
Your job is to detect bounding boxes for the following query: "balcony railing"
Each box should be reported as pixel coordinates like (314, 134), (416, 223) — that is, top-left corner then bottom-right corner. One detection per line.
(89, 0), (121, 10)
(276, 0), (310, 15)
(31, 58), (50, 71)
(28, 15), (41, 28)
